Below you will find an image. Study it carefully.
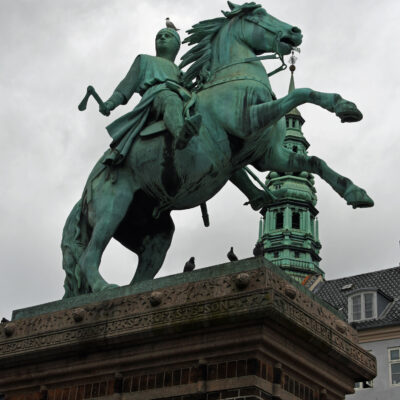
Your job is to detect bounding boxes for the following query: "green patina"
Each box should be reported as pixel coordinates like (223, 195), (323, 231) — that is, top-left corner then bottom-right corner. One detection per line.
(62, 1), (373, 297)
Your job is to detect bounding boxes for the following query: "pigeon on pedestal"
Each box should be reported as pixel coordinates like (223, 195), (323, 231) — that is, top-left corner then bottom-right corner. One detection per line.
(184, 257), (195, 272)
(253, 241), (264, 257)
(227, 247), (238, 262)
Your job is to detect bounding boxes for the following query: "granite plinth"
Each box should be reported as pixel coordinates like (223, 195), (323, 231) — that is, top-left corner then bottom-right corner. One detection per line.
(0, 258), (376, 400)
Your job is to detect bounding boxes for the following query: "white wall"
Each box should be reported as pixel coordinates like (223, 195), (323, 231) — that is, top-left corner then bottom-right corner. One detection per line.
(348, 338), (400, 400)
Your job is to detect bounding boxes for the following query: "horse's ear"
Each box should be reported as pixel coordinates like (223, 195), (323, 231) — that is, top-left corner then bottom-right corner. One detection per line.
(227, 1), (239, 10)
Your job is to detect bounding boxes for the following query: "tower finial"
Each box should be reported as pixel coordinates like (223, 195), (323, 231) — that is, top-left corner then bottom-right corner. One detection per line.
(289, 50), (297, 73)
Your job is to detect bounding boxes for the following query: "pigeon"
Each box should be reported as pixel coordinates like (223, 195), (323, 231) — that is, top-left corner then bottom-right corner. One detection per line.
(253, 241), (264, 257)
(184, 256), (195, 272)
(1, 317), (9, 323)
(166, 18), (180, 31)
(227, 247), (238, 262)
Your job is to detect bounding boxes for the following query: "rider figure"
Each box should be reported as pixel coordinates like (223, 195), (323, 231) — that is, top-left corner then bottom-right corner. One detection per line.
(102, 28), (201, 165)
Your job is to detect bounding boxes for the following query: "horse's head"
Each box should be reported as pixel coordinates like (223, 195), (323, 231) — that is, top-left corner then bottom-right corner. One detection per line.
(225, 2), (302, 56)
(180, 1), (303, 87)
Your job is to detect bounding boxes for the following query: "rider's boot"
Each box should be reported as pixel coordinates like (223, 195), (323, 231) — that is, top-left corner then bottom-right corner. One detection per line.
(176, 114), (202, 150)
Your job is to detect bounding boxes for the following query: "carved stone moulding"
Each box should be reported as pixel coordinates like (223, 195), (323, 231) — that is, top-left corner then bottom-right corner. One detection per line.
(0, 258), (376, 400)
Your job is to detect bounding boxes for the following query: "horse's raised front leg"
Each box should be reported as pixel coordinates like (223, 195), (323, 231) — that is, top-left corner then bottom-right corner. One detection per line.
(253, 146), (373, 209)
(250, 88), (362, 130)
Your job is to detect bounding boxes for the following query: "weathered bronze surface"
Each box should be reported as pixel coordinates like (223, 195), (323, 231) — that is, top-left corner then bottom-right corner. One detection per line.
(62, 2), (373, 297)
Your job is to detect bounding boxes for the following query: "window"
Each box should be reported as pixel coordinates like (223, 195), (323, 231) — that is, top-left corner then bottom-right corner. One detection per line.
(276, 212), (283, 229)
(389, 347), (400, 385)
(355, 350), (374, 389)
(292, 212), (300, 229)
(348, 292), (377, 322)
(364, 293), (374, 318)
(354, 380), (373, 390)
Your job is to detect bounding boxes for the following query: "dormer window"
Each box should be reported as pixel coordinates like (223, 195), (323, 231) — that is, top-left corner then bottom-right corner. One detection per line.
(347, 288), (393, 323)
(348, 291), (377, 322)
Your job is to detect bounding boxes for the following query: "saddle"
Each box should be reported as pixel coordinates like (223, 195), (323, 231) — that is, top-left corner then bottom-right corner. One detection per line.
(139, 120), (167, 138)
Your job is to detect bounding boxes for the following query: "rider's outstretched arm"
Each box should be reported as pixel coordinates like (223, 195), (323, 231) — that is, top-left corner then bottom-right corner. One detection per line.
(104, 55), (143, 113)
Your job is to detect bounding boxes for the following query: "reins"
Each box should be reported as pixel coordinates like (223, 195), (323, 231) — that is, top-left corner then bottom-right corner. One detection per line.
(200, 76), (274, 94)
(205, 16), (287, 89)
(210, 52), (287, 78)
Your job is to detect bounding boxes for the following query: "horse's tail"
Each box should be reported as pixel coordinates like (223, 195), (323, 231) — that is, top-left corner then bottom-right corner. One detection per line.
(61, 199), (91, 298)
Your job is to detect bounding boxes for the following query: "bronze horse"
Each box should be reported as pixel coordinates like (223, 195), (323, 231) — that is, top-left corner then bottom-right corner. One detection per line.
(62, 2), (373, 297)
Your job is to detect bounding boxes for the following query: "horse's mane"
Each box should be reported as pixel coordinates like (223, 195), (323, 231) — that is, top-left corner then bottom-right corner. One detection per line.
(179, 17), (226, 88)
(179, 1), (261, 89)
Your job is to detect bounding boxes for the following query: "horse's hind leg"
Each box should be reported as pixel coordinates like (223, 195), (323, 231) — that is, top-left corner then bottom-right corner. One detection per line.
(230, 168), (276, 210)
(254, 145), (373, 209)
(129, 212), (175, 284)
(79, 174), (136, 292)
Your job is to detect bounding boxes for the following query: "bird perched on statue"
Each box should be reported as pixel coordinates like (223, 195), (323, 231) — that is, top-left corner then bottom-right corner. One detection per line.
(184, 256), (195, 272)
(253, 241), (264, 257)
(166, 17), (180, 31)
(227, 247), (238, 262)
(1, 317), (9, 323)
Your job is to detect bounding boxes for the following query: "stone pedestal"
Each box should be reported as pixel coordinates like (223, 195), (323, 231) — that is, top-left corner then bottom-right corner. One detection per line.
(0, 258), (375, 400)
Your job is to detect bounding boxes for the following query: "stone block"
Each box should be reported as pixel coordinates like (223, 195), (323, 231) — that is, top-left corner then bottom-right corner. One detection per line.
(0, 258), (376, 400)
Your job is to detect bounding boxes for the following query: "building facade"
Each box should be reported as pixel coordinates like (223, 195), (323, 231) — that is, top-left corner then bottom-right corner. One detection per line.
(311, 267), (400, 399)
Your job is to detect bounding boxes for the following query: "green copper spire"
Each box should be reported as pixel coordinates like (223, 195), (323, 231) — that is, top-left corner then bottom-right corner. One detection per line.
(287, 54), (302, 117)
(259, 55), (324, 282)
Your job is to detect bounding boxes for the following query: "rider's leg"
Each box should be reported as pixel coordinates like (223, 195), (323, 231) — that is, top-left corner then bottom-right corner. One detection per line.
(154, 91), (184, 138)
(154, 91), (201, 149)
(162, 93), (185, 138)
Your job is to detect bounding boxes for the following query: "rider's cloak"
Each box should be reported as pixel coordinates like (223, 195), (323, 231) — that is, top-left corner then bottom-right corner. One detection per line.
(104, 54), (182, 165)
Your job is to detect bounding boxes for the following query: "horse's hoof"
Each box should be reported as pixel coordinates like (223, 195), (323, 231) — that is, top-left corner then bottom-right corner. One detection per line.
(335, 100), (363, 123)
(344, 187), (374, 209)
(92, 281), (119, 293)
(245, 191), (277, 210)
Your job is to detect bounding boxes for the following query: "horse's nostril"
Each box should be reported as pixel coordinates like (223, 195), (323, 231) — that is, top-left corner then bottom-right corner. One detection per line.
(292, 26), (301, 34)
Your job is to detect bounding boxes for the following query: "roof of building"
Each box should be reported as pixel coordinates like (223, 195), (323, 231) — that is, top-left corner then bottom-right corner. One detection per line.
(312, 266), (400, 330)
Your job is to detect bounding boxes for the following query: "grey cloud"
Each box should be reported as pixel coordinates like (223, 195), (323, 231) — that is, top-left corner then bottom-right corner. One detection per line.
(1, 0), (399, 320)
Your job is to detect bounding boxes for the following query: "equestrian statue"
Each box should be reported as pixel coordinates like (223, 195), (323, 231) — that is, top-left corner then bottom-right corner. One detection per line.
(61, 1), (373, 298)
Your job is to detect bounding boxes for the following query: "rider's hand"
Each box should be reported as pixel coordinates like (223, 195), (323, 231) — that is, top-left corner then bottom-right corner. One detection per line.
(100, 101), (114, 116)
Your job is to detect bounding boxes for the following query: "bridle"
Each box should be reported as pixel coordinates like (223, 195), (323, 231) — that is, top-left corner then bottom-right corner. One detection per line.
(208, 15), (288, 80)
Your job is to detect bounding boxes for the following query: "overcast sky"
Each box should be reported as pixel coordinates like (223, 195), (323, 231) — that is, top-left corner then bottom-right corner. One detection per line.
(1, 0), (399, 320)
